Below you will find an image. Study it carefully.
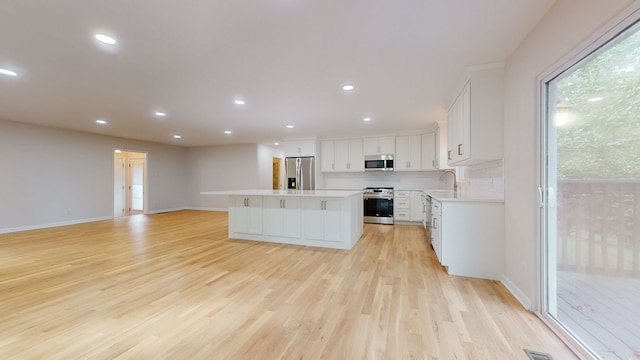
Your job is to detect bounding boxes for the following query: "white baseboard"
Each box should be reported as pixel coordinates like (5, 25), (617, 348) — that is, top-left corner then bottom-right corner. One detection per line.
(500, 275), (533, 311)
(0, 216), (112, 235)
(146, 207), (188, 214)
(186, 207), (229, 212)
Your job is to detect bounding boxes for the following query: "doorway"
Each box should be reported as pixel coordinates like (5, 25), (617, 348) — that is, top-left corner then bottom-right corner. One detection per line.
(272, 157), (282, 190)
(114, 150), (147, 217)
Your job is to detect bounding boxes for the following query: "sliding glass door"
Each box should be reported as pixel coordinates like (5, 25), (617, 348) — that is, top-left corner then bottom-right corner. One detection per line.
(542, 19), (640, 359)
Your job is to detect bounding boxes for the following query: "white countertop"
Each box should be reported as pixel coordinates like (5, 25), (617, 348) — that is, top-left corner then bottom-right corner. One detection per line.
(201, 189), (362, 198)
(421, 190), (503, 203)
(349, 187), (503, 203)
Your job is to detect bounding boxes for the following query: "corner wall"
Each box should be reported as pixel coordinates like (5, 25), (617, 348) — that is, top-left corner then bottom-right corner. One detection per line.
(0, 119), (189, 233)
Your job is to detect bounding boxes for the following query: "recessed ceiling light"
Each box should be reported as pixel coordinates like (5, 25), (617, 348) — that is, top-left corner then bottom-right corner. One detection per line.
(588, 97), (603, 102)
(274, 142), (280, 146)
(234, 100), (245, 105)
(173, 135), (181, 139)
(363, 117), (372, 122)
(95, 34), (117, 45)
(286, 125), (295, 129)
(342, 84), (355, 91)
(0, 68), (17, 77)
(95, 119), (107, 125)
(155, 111), (166, 117)
(224, 130), (232, 135)
(114, 149), (122, 153)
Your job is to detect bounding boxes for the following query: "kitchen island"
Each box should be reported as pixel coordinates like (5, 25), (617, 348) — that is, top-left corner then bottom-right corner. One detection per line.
(201, 190), (363, 250)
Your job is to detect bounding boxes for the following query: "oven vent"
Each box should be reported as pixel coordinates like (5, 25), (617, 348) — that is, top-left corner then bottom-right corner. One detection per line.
(523, 349), (553, 360)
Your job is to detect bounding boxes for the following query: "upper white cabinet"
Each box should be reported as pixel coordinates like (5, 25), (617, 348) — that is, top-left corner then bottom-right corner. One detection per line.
(447, 65), (504, 165)
(320, 140), (335, 172)
(420, 129), (438, 170)
(284, 140), (316, 157)
(335, 139), (364, 172)
(395, 135), (421, 171)
(320, 139), (363, 172)
(363, 136), (395, 155)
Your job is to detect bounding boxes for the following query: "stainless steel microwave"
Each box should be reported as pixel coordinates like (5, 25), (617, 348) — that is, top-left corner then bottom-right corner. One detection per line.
(364, 155), (394, 172)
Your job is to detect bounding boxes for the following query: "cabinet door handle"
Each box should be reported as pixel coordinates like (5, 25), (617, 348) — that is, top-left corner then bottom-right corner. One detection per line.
(432, 160), (435, 167)
(448, 150), (452, 160)
(458, 144), (463, 156)
(537, 187), (544, 208)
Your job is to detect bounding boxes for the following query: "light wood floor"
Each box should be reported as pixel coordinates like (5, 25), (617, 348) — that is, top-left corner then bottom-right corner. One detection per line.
(0, 210), (577, 359)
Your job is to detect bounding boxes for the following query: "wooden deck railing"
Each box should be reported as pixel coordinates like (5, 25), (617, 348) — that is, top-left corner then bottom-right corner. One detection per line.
(556, 180), (640, 278)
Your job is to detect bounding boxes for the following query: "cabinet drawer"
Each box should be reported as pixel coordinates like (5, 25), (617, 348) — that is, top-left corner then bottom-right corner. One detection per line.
(431, 200), (441, 215)
(395, 198), (410, 208)
(394, 210), (410, 220)
(395, 190), (411, 197)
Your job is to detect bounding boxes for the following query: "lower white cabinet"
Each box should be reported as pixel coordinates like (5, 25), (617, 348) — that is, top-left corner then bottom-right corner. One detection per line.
(431, 199), (442, 262)
(304, 198), (341, 242)
(393, 191), (411, 222)
(264, 197), (301, 238)
(394, 190), (426, 223)
(231, 196), (263, 235)
(433, 200), (504, 280)
(410, 192), (424, 222)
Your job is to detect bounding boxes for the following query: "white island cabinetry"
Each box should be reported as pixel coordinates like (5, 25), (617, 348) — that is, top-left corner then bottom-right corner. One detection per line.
(264, 197), (301, 238)
(231, 196), (263, 235)
(304, 198), (341, 242)
(205, 190), (363, 250)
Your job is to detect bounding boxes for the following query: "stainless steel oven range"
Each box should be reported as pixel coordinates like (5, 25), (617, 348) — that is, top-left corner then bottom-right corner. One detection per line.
(363, 187), (394, 224)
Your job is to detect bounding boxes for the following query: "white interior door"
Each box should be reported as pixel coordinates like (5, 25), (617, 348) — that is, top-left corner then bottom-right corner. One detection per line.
(129, 157), (145, 213)
(113, 155), (126, 218)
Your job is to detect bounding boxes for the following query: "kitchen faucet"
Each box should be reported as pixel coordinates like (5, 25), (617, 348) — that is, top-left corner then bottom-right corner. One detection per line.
(441, 169), (458, 193)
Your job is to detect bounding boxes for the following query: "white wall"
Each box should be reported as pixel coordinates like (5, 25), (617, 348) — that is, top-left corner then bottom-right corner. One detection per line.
(186, 144), (264, 210)
(502, 0), (635, 308)
(257, 144), (285, 190)
(0, 119), (189, 233)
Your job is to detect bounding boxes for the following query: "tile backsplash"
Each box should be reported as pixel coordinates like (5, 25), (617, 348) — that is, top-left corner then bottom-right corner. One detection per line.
(458, 159), (504, 198)
(321, 171), (453, 191)
(320, 159), (504, 198)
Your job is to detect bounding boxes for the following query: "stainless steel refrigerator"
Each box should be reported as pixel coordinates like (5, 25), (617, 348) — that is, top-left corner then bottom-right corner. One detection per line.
(285, 156), (315, 190)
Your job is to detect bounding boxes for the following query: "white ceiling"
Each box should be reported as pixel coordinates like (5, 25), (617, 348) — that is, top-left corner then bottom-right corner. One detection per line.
(0, 0), (555, 147)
